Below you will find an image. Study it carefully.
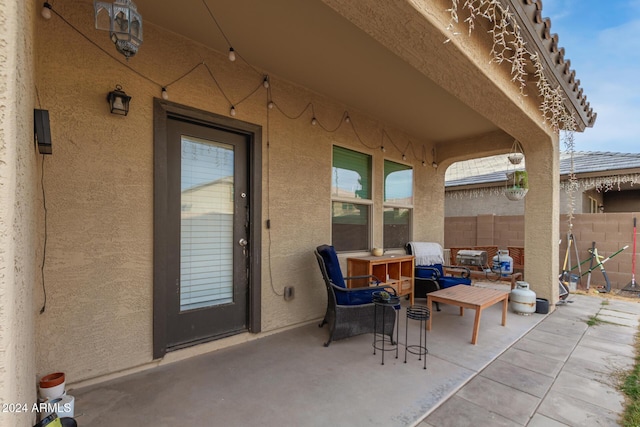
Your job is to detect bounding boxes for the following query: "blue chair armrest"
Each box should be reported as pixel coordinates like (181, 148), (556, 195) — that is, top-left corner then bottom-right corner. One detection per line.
(415, 266), (441, 280)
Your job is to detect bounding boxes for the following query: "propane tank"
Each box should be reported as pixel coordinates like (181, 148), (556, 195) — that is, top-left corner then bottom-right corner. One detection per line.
(492, 249), (513, 277)
(510, 281), (536, 315)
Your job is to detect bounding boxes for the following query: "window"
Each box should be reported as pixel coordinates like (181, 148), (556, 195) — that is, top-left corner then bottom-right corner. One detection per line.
(589, 196), (598, 213)
(332, 146), (372, 251)
(384, 160), (413, 248)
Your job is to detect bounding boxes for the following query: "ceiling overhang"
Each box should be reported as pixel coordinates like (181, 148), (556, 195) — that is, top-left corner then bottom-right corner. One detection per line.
(130, 0), (593, 143)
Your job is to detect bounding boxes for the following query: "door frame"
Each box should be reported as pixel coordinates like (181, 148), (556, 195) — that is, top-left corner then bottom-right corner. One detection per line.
(153, 99), (262, 359)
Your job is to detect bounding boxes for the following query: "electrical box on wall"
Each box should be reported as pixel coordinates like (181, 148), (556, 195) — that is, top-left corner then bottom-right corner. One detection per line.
(284, 286), (295, 301)
(34, 109), (52, 155)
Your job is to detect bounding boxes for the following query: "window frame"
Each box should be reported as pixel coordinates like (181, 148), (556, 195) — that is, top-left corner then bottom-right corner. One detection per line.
(383, 159), (413, 249)
(330, 145), (373, 252)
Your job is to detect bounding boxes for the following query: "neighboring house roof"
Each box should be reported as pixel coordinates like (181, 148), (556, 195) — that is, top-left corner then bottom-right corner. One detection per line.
(511, 0), (596, 130)
(446, 152), (640, 188)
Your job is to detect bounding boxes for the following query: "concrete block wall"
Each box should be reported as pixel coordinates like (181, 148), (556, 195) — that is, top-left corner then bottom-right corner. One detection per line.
(476, 215), (495, 246)
(494, 215), (524, 248)
(444, 216), (477, 248)
(445, 212), (639, 290)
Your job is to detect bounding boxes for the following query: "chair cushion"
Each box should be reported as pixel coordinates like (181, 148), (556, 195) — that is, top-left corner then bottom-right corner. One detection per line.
(317, 245), (382, 306)
(415, 267), (438, 279)
(439, 277), (471, 289)
(346, 287), (379, 305)
(432, 264), (445, 276)
(415, 263), (471, 289)
(415, 263), (444, 278)
(317, 245), (346, 288)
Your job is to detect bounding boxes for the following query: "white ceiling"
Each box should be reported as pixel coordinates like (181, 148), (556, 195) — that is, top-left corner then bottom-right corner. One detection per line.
(132, 0), (498, 142)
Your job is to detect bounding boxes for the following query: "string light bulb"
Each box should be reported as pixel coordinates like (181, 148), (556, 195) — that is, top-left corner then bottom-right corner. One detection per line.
(228, 47), (236, 61)
(311, 117), (317, 126)
(402, 154), (407, 161)
(268, 101), (274, 109)
(344, 115), (350, 123)
(381, 146), (386, 153)
(422, 161), (426, 167)
(41, 2), (52, 19)
(161, 87), (169, 100)
(263, 76), (270, 89)
(432, 161), (438, 169)
(230, 105), (236, 116)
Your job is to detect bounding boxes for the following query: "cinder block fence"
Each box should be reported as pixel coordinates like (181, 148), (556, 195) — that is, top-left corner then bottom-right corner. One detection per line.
(444, 213), (639, 290)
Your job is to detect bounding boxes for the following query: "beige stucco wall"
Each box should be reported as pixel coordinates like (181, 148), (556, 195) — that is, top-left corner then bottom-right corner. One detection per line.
(33, 0), (448, 383)
(1, 1), (37, 426)
(31, 0), (560, 386)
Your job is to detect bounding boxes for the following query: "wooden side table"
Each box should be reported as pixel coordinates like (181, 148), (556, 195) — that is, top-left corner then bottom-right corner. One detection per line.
(347, 255), (415, 305)
(426, 285), (508, 345)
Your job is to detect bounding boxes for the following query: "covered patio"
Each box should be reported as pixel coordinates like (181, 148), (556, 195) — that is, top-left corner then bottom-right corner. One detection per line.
(69, 291), (639, 426)
(72, 287), (545, 426)
(1, 1), (596, 425)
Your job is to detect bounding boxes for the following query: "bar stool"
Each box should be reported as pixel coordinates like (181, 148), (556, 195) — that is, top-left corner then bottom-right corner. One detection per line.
(405, 305), (430, 369)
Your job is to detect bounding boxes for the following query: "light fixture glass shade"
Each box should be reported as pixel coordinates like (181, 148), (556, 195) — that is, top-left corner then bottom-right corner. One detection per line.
(95, 0), (143, 59)
(107, 85), (131, 115)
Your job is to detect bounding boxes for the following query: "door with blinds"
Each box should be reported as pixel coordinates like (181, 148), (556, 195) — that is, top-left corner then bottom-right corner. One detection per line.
(164, 116), (249, 349)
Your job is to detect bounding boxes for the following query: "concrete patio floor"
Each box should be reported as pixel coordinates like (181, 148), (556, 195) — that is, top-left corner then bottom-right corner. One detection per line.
(69, 287), (640, 426)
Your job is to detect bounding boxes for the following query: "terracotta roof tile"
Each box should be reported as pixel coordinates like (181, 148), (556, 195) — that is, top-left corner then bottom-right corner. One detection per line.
(511, 0), (596, 130)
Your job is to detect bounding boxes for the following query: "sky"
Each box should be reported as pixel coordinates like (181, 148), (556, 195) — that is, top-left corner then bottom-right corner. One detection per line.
(542, 0), (640, 153)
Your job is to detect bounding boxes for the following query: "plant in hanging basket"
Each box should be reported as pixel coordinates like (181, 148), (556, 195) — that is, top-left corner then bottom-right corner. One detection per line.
(505, 187), (528, 201)
(505, 170), (529, 201)
(513, 170), (528, 189)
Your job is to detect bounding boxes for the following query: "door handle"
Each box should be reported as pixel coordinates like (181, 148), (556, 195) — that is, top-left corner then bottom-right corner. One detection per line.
(238, 238), (248, 247)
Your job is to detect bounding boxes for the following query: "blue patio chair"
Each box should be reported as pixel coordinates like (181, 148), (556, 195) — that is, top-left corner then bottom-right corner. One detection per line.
(315, 245), (397, 347)
(406, 242), (471, 311)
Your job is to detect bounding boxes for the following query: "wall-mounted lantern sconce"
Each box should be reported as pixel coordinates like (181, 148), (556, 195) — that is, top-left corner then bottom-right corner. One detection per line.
(94, 0), (143, 59)
(34, 109), (53, 154)
(107, 85), (131, 116)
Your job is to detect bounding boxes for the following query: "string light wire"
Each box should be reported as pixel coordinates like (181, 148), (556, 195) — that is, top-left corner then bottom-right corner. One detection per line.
(35, 86), (48, 314)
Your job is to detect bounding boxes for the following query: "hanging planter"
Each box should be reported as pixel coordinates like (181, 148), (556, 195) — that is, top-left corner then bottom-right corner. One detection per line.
(505, 187), (528, 201)
(508, 140), (525, 165)
(505, 170), (528, 201)
(508, 152), (524, 165)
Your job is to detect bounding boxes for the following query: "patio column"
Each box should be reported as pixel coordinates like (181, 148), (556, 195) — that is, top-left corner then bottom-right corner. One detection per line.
(522, 136), (560, 307)
(0, 1), (38, 426)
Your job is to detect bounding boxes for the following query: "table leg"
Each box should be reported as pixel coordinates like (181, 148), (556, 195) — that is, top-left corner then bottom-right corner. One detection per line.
(426, 296), (432, 331)
(471, 308), (482, 345)
(501, 296), (508, 326)
(459, 307), (464, 317)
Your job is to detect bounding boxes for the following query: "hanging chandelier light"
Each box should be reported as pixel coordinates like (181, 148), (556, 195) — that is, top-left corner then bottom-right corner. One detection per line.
(94, 0), (143, 59)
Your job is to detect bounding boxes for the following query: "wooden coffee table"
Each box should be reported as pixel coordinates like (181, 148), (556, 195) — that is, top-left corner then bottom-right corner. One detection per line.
(426, 285), (509, 345)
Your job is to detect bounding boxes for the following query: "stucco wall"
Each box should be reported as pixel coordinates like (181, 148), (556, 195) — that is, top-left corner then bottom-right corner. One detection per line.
(0, 1), (37, 426)
(33, 0), (448, 383)
(32, 0), (558, 386)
